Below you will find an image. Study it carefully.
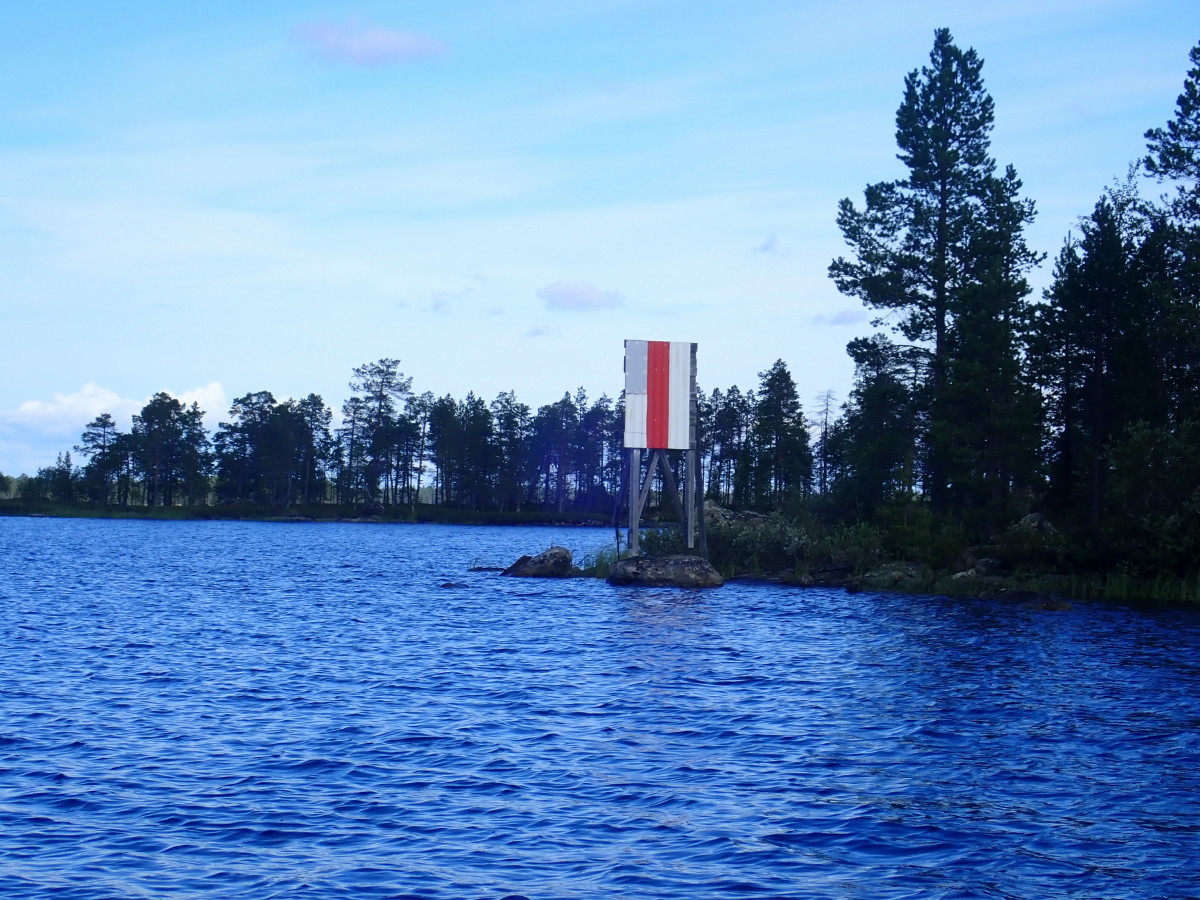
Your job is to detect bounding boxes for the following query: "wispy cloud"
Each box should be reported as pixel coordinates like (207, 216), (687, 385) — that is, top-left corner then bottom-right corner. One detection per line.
(429, 284), (473, 314)
(537, 281), (624, 312)
(753, 233), (785, 256)
(296, 21), (447, 66)
(524, 326), (558, 338)
(810, 308), (869, 327)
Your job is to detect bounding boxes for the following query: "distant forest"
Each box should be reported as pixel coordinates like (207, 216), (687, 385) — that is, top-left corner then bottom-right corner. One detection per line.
(8, 31), (1200, 576)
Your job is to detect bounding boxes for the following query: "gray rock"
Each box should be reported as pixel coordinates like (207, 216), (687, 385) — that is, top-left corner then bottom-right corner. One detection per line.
(1016, 513), (1057, 535)
(971, 556), (1002, 576)
(704, 500), (766, 523)
(862, 562), (921, 587)
(606, 555), (724, 588)
(502, 546), (580, 578)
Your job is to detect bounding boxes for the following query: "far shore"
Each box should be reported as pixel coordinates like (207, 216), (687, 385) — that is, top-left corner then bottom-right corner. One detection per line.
(0, 499), (612, 529)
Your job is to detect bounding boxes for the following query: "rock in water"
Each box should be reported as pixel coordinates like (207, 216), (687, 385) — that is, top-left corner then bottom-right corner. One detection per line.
(606, 555), (724, 588)
(502, 546), (580, 578)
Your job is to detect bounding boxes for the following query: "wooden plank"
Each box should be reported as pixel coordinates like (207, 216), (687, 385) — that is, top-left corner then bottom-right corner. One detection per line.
(646, 341), (670, 448)
(668, 341), (692, 449)
(624, 392), (647, 449)
(623, 340), (648, 449)
(625, 339), (648, 393)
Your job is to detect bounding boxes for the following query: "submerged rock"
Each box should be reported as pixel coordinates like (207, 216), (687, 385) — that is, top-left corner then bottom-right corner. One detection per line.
(502, 546), (581, 578)
(606, 555), (724, 588)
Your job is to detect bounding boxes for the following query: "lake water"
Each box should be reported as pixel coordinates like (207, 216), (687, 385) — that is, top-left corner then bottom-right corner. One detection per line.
(1, 517), (1198, 899)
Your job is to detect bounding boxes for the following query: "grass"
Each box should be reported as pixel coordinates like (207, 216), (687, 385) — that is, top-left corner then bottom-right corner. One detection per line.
(1060, 572), (1200, 605)
(577, 545), (624, 578)
(0, 500), (195, 520)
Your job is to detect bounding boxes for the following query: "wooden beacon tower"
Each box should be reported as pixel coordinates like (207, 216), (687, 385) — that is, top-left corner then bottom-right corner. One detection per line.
(623, 340), (706, 558)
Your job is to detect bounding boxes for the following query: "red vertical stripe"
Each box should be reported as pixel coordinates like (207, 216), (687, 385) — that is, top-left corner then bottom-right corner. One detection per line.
(647, 340), (670, 449)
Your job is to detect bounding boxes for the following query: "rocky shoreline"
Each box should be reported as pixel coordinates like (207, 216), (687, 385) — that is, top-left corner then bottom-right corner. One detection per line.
(729, 564), (1073, 610)
(499, 544), (1071, 606)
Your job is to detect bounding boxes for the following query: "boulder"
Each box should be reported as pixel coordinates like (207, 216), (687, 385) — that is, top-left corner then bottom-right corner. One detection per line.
(860, 562), (922, 590)
(704, 500), (766, 524)
(606, 555), (724, 588)
(969, 556), (1003, 576)
(502, 546), (580, 578)
(1016, 513), (1057, 535)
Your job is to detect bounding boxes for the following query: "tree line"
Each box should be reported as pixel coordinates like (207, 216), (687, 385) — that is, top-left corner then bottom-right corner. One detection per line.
(8, 30), (1200, 576)
(12, 357), (814, 518)
(822, 30), (1200, 574)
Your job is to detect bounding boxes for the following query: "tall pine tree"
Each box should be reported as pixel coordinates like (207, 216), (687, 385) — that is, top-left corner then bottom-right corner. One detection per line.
(829, 28), (1040, 525)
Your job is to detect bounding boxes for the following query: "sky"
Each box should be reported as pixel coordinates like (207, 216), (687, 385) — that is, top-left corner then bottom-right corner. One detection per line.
(1, 0), (1197, 475)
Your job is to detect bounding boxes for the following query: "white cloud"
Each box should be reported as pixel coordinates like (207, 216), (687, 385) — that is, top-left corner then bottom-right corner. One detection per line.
(0, 383), (139, 436)
(172, 382), (228, 423)
(0, 382), (227, 474)
(537, 280), (625, 311)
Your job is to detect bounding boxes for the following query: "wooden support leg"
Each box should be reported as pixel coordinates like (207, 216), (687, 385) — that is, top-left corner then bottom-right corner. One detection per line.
(628, 448), (641, 556)
(696, 448), (708, 560)
(638, 449), (660, 516)
(657, 451), (687, 528)
(685, 448), (696, 550)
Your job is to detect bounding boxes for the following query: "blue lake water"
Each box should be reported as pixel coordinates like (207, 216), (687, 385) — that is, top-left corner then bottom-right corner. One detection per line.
(1, 517), (1198, 899)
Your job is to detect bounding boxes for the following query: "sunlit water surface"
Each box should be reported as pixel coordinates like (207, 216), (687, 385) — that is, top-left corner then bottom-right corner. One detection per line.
(1, 517), (1198, 899)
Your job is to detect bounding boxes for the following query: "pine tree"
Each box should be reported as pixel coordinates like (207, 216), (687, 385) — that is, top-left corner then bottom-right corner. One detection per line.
(348, 359), (413, 504)
(76, 413), (121, 504)
(132, 393), (190, 506)
(1144, 40), (1200, 421)
(1145, 41), (1200, 220)
(829, 28), (1040, 520)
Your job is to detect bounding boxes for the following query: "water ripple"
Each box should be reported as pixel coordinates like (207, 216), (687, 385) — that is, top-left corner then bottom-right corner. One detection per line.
(1, 518), (1198, 898)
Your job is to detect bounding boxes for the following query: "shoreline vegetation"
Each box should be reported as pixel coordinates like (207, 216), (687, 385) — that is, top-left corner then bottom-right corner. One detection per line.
(4, 498), (1197, 606)
(6, 32), (1200, 607)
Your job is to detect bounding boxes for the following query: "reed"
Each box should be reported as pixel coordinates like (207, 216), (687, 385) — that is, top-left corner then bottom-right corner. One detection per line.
(578, 544), (623, 578)
(1062, 572), (1200, 605)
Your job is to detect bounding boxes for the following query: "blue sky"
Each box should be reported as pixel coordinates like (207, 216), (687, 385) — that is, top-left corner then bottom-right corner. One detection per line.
(1, 0), (1197, 475)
